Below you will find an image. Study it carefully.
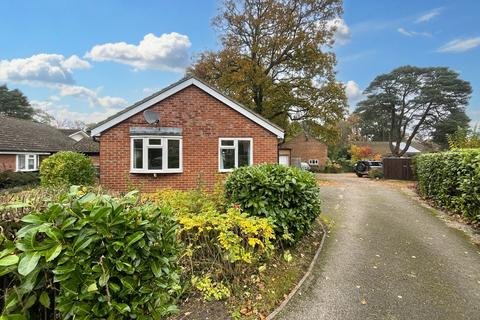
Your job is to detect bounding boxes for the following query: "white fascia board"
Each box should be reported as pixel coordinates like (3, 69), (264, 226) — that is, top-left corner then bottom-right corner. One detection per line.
(0, 151), (51, 155)
(91, 78), (284, 139)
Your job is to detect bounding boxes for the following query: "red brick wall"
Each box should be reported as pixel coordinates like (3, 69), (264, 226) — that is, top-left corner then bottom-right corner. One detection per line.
(280, 133), (328, 168)
(99, 85), (279, 192)
(0, 154), (16, 172)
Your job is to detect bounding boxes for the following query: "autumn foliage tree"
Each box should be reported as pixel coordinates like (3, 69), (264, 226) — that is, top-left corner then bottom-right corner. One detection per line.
(188, 0), (347, 143)
(349, 145), (373, 161)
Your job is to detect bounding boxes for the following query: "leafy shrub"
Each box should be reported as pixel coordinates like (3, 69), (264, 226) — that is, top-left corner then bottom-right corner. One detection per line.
(0, 171), (39, 189)
(40, 151), (96, 187)
(323, 158), (343, 173)
(148, 189), (275, 279)
(224, 164), (321, 245)
(368, 168), (384, 179)
(191, 275), (231, 301)
(0, 186), (182, 319)
(415, 149), (480, 222)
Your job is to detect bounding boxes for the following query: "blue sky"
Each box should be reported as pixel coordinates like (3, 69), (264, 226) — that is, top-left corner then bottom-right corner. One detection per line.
(1, 0), (479, 126)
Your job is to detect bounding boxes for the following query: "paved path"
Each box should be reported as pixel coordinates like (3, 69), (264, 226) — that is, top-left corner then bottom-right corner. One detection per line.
(277, 174), (480, 320)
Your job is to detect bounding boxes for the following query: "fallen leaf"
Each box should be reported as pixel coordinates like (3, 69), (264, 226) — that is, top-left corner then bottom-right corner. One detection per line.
(360, 299), (368, 305)
(398, 295), (403, 299)
(411, 256), (416, 259)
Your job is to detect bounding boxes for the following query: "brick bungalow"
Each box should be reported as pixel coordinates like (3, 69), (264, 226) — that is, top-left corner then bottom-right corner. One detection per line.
(89, 76), (284, 192)
(0, 116), (99, 172)
(278, 132), (328, 169)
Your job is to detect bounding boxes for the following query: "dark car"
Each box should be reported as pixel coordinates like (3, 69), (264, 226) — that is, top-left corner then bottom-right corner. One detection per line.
(354, 160), (383, 177)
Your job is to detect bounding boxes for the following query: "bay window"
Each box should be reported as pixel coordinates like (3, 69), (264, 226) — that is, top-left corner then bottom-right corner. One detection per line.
(219, 138), (253, 172)
(130, 136), (182, 173)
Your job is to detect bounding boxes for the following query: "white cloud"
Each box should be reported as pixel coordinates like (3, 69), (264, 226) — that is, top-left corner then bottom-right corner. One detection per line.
(397, 28), (431, 37)
(31, 98), (121, 125)
(58, 85), (127, 108)
(85, 32), (191, 71)
(437, 37), (480, 53)
(0, 54), (90, 85)
(415, 7), (443, 23)
(327, 18), (351, 45)
(62, 55), (91, 70)
(345, 80), (364, 105)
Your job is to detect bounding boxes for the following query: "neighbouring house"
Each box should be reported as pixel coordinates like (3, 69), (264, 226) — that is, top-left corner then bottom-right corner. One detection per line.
(0, 116), (99, 172)
(278, 132), (328, 169)
(89, 76), (284, 192)
(351, 141), (428, 157)
(59, 129), (100, 166)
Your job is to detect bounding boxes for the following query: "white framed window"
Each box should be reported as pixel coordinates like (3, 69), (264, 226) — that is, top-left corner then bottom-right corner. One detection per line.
(17, 154), (39, 172)
(308, 159), (319, 165)
(130, 136), (182, 173)
(218, 138), (253, 172)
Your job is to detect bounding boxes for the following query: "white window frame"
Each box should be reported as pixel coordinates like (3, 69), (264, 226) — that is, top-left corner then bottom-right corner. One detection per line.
(218, 138), (253, 173)
(16, 154), (39, 172)
(130, 136), (183, 174)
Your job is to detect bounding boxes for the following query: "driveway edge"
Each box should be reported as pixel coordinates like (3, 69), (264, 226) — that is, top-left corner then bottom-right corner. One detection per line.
(266, 219), (327, 320)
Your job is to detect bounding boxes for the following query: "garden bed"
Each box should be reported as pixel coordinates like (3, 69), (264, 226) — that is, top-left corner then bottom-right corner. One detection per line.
(171, 219), (325, 320)
(1, 164), (323, 319)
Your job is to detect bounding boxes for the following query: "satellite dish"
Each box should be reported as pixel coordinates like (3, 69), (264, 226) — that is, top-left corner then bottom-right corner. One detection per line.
(143, 111), (160, 125)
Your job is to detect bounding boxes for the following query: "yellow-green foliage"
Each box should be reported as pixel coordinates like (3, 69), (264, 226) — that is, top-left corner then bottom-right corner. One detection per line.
(191, 275), (231, 301)
(179, 207), (274, 264)
(146, 189), (275, 300)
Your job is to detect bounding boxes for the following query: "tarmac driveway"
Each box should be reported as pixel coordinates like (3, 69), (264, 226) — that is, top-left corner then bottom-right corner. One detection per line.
(276, 174), (480, 320)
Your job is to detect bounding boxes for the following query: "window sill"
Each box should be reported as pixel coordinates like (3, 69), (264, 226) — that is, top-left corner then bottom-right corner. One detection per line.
(130, 169), (183, 174)
(219, 169), (234, 173)
(16, 169), (38, 172)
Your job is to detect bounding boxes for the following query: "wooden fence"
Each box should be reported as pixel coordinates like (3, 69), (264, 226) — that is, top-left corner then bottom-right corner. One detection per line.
(382, 157), (414, 180)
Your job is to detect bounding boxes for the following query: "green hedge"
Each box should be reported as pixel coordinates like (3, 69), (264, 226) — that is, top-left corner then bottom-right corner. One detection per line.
(0, 171), (39, 189)
(40, 151), (96, 187)
(224, 163), (321, 245)
(0, 186), (181, 319)
(415, 149), (480, 222)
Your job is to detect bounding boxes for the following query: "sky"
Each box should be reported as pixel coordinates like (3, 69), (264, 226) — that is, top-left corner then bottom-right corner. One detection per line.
(0, 0), (479, 127)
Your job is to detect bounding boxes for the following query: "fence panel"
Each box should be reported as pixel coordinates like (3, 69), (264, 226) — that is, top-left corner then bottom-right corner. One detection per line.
(383, 157), (414, 180)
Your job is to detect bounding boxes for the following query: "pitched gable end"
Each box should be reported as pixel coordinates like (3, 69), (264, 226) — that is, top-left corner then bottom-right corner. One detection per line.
(90, 77), (284, 139)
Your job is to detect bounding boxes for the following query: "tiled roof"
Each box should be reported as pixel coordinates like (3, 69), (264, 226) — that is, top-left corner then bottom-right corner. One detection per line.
(73, 137), (99, 153)
(58, 128), (79, 136)
(0, 116), (99, 154)
(0, 116), (77, 152)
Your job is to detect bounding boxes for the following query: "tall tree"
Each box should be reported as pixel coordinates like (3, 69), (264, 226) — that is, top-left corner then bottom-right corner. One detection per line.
(431, 109), (470, 149)
(354, 101), (391, 141)
(188, 0), (347, 143)
(0, 85), (35, 120)
(355, 66), (472, 156)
